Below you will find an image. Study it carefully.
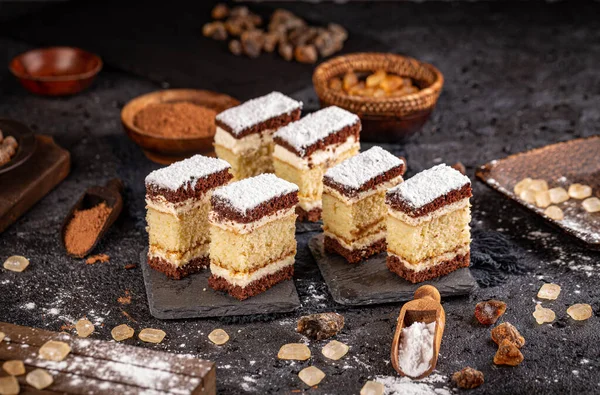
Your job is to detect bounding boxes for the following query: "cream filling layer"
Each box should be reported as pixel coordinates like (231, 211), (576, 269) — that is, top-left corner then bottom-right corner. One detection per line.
(388, 198), (471, 226)
(214, 126), (274, 155)
(273, 136), (359, 170)
(324, 174), (404, 205)
(299, 197), (322, 212)
(145, 192), (211, 216)
(324, 228), (386, 251)
(148, 243), (210, 267)
(210, 255), (295, 288)
(209, 207), (296, 234)
(388, 244), (470, 272)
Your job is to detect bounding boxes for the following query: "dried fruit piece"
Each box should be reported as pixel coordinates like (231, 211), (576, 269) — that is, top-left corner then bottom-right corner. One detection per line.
(278, 343), (310, 361)
(39, 340), (71, 361)
(548, 187), (569, 204)
(2, 360), (25, 376)
(537, 283), (561, 300)
(211, 3), (229, 19)
(380, 75), (404, 92)
(514, 178), (533, 195)
(297, 312), (344, 340)
(491, 322), (525, 348)
(321, 340), (349, 360)
(567, 304), (593, 321)
(545, 205), (564, 220)
(139, 328), (166, 344)
(493, 339), (524, 366)
(528, 179), (548, 192)
(519, 189), (536, 204)
(328, 77), (343, 91)
(582, 197), (600, 213)
(343, 71), (358, 91)
(360, 380), (384, 395)
(0, 376), (19, 395)
(452, 367), (484, 389)
(208, 329), (229, 345)
(298, 366), (325, 387)
(76, 318), (94, 338)
(568, 183), (592, 199)
(474, 300), (507, 325)
(535, 190), (551, 208)
(3, 255), (30, 272)
(111, 324), (134, 341)
(26, 369), (53, 390)
(533, 304), (555, 324)
(366, 70), (387, 88)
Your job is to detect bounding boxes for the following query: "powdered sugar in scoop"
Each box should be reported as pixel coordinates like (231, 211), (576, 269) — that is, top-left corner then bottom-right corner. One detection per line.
(388, 164), (470, 209)
(216, 92), (302, 136)
(398, 321), (435, 378)
(325, 146), (403, 191)
(274, 106), (360, 156)
(212, 174), (298, 213)
(145, 155), (230, 191)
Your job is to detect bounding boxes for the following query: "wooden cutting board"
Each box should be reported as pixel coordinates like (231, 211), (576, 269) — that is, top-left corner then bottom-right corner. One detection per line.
(0, 321), (216, 394)
(0, 135), (70, 233)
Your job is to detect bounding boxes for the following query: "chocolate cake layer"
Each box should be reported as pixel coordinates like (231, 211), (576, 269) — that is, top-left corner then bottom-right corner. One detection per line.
(386, 252), (470, 283)
(147, 255), (210, 280)
(324, 235), (386, 264)
(324, 163), (405, 198)
(216, 109), (301, 139)
(211, 191), (299, 224)
(274, 121), (360, 158)
(296, 206), (322, 222)
(386, 183), (472, 218)
(146, 169), (232, 203)
(208, 265), (294, 300)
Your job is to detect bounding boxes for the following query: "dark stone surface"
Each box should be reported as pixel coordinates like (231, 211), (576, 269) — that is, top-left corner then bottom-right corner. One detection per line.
(309, 234), (477, 306)
(0, 2), (599, 394)
(140, 249), (301, 320)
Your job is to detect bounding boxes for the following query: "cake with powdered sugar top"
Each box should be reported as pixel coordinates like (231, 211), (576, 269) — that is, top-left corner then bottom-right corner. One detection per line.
(215, 92), (302, 138)
(324, 146), (405, 197)
(274, 106), (360, 157)
(145, 155), (231, 192)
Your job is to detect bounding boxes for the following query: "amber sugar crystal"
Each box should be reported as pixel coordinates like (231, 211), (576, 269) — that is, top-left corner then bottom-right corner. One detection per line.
(39, 340), (71, 361)
(537, 283), (561, 300)
(568, 184), (592, 199)
(278, 343), (311, 361)
(139, 328), (166, 344)
(582, 197), (600, 213)
(3, 255), (30, 272)
(2, 360), (25, 376)
(298, 366), (325, 387)
(0, 376), (19, 395)
(533, 304), (555, 325)
(544, 206), (564, 221)
(26, 369), (54, 390)
(494, 339), (524, 366)
(491, 322), (525, 348)
(567, 304), (593, 321)
(208, 329), (229, 345)
(111, 324), (134, 341)
(475, 300), (507, 325)
(321, 340), (349, 361)
(75, 318), (94, 338)
(360, 380), (385, 395)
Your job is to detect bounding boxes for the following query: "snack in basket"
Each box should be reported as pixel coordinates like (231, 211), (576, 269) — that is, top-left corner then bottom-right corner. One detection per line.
(208, 174), (299, 300)
(215, 92), (302, 180)
(385, 164), (472, 283)
(322, 146), (405, 263)
(273, 106), (361, 222)
(145, 155), (232, 279)
(329, 69), (420, 98)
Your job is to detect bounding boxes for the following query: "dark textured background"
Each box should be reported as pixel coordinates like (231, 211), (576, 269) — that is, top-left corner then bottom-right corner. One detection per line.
(0, 1), (599, 394)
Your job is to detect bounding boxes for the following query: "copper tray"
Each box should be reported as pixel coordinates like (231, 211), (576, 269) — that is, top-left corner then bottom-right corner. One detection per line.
(476, 136), (600, 249)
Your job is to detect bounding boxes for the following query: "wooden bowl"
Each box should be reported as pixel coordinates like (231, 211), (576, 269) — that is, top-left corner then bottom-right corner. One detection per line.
(121, 89), (239, 164)
(9, 47), (102, 96)
(313, 53), (444, 143)
(0, 119), (37, 175)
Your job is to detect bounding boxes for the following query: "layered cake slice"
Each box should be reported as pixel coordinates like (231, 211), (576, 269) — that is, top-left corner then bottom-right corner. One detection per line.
(385, 164), (472, 283)
(145, 155), (232, 279)
(208, 173), (299, 300)
(215, 91), (302, 180)
(322, 146), (406, 263)
(273, 106), (361, 222)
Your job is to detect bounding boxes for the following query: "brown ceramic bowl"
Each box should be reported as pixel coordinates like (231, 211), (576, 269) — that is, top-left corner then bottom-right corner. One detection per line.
(9, 47), (102, 96)
(121, 89), (239, 164)
(313, 52), (444, 143)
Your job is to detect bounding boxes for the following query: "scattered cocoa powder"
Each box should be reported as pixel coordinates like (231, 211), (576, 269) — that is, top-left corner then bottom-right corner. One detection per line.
(117, 290), (132, 305)
(85, 254), (110, 265)
(64, 202), (112, 257)
(124, 263), (137, 270)
(133, 102), (217, 138)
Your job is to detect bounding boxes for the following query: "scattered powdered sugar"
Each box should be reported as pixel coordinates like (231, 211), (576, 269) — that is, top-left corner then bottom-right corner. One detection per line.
(215, 92), (302, 136)
(212, 174), (298, 213)
(376, 372), (451, 395)
(388, 164), (470, 209)
(145, 155), (230, 191)
(397, 321), (435, 377)
(324, 146), (403, 191)
(274, 106), (359, 156)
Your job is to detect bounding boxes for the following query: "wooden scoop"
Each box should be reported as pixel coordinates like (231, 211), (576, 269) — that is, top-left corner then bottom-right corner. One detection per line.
(391, 285), (446, 380)
(61, 178), (124, 258)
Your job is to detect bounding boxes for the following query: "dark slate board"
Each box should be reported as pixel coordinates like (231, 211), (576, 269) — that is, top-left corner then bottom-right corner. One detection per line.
(140, 249), (301, 320)
(296, 220), (322, 234)
(309, 234), (477, 306)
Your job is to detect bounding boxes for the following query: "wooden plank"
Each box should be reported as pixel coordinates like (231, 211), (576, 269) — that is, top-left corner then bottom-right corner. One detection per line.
(0, 322), (215, 395)
(0, 135), (70, 233)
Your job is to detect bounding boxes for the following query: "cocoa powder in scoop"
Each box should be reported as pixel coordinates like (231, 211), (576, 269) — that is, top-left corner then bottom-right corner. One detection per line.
(133, 102), (217, 138)
(64, 202), (112, 256)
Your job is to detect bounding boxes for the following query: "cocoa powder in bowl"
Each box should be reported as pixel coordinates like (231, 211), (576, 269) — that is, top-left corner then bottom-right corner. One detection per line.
(64, 202), (112, 256)
(133, 102), (217, 138)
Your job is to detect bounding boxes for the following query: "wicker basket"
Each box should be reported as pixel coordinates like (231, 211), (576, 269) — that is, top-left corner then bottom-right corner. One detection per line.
(313, 53), (444, 118)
